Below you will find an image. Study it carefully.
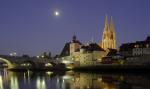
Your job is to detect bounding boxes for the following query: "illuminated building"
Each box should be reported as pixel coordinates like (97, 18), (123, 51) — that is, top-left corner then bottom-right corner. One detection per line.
(60, 36), (107, 67)
(70, 35), (82, 55)
(100, 15), (117, 50)
(59, 16), (118, 66)
(120, 36), (150, 57)
(120, 36), (150, 65)
(132, 36), (150, 56)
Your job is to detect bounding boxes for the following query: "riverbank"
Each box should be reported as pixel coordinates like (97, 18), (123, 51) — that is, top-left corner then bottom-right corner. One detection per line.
(8, 67), (69, 72)
(7, 64), (150, 73)
(73, 65), (150, 73)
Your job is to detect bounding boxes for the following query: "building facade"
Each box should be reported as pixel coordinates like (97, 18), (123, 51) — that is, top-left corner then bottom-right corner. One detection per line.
(132, 37), (150, 56)
(120, 36), (150, 57)
(70, 35), (82, 55)
(119, 36), (150, 65)
(59, 36), (107, 67)
(59, 16), (118, 67)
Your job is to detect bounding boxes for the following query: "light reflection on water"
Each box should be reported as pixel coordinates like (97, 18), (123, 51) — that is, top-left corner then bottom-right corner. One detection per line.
(0, 72), (4, 89)
(36, 77), (46, 89)
(10, 74), (19, 89)
(0, 68), (150, 89)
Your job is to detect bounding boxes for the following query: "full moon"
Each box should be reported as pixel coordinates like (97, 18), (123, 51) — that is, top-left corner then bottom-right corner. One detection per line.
(54, 11), (59, 16)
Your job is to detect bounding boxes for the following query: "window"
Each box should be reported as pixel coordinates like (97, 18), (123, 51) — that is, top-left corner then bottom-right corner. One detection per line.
(134, 45), (137, 48)
(146, 44), (149, 48)
(134, 45), (139, 48)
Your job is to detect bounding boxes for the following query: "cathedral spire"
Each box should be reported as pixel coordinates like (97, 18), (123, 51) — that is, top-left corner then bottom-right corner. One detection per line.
(109, 16), (116, 49)
(104, 15), (109, 31)
(101, 15), (117, 50)
(110, 16), (115, 32)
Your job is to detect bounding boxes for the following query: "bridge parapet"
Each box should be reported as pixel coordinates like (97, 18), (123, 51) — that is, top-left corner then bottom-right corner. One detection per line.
(0, 55), (59, 69)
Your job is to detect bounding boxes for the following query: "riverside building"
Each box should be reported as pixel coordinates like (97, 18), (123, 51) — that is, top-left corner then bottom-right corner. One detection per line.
(59, 16), (117, 67)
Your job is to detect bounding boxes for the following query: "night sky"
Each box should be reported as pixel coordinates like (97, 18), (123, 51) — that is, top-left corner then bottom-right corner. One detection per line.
(0, 0), (150, 56)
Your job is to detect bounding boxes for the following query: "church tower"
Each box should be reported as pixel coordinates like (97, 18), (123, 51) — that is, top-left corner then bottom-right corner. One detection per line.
(109, 16), (116, 49)
(70, 35), (81, 55)
(101, 15), (116, 50)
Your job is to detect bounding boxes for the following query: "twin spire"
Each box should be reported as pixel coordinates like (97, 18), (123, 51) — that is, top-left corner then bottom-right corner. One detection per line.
(71, 15), (116, 50)
(104, 15), (115, 32)
(101, 15), (116, 50)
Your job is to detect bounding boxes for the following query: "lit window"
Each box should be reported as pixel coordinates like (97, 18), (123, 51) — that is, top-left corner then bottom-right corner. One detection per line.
(134, 45), (136, 48)
(134, 45), (139, 48)
(146, 44), (149, 48)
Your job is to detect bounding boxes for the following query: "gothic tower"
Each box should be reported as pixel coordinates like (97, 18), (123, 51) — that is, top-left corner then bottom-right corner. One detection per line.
(109, 16), (116, 49)
(101, 15), (116, 50)
(70, 35), (81, 55)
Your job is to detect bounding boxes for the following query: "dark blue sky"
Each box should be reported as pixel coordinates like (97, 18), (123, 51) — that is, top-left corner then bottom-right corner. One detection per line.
(0, 0), (150, 56)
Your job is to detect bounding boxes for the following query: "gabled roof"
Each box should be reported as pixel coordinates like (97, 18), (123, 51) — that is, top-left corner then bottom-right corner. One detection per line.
(59, 42), (70, 57)
(146, 36), (150, 42)
(107, 49), (117, 56)
(81, 43), (105, 52)
(119, 36), (150, 51)
(119, 43), (135, 51)
(71, 40), (82, 45)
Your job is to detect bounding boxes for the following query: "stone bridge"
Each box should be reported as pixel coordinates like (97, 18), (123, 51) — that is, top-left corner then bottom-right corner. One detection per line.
(0, 55), (58, 69)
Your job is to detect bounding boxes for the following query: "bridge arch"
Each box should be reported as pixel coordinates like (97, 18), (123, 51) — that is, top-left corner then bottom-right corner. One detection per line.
(0, 57), (14, 68)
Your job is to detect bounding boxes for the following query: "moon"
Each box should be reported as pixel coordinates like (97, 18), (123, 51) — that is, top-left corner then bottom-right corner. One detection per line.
(54, 11), (59, 16)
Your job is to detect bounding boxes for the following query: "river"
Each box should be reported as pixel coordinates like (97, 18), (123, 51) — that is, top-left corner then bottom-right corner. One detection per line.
(0, 68), (150, 89)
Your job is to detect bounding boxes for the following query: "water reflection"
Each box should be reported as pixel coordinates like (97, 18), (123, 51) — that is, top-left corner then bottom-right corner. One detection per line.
(0, 72), (4, 89)
(63, 72), (117, 89)
(10, 75), (19, 89)
(36, 77), (46, 89)
(0, 68), (150, 89)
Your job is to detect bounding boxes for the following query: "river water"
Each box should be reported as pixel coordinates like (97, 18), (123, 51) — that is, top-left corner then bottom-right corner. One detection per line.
(0, 68), (150, 89)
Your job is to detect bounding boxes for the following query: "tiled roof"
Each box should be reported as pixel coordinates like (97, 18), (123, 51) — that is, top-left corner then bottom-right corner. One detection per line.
(119, 36), (150, 51)
(146, 36), (150, 42)
(59, 42), (70, 57)
(81, 43), (105, 52)
(119, 43), (135, 51)
(107, 49), (117, 56)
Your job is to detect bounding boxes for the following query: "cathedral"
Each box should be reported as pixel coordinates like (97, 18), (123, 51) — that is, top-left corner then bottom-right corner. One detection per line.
(100, 15), (117, 50)
(59, 15), (117, 67)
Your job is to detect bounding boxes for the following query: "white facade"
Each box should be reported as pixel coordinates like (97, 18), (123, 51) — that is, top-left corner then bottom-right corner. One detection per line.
(132, 45), (150, 56)
(70, 42), (81, 55)
(79, 51), (106, 66)
(132, 48), (143, 56)
(61, 50), (107, 67)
